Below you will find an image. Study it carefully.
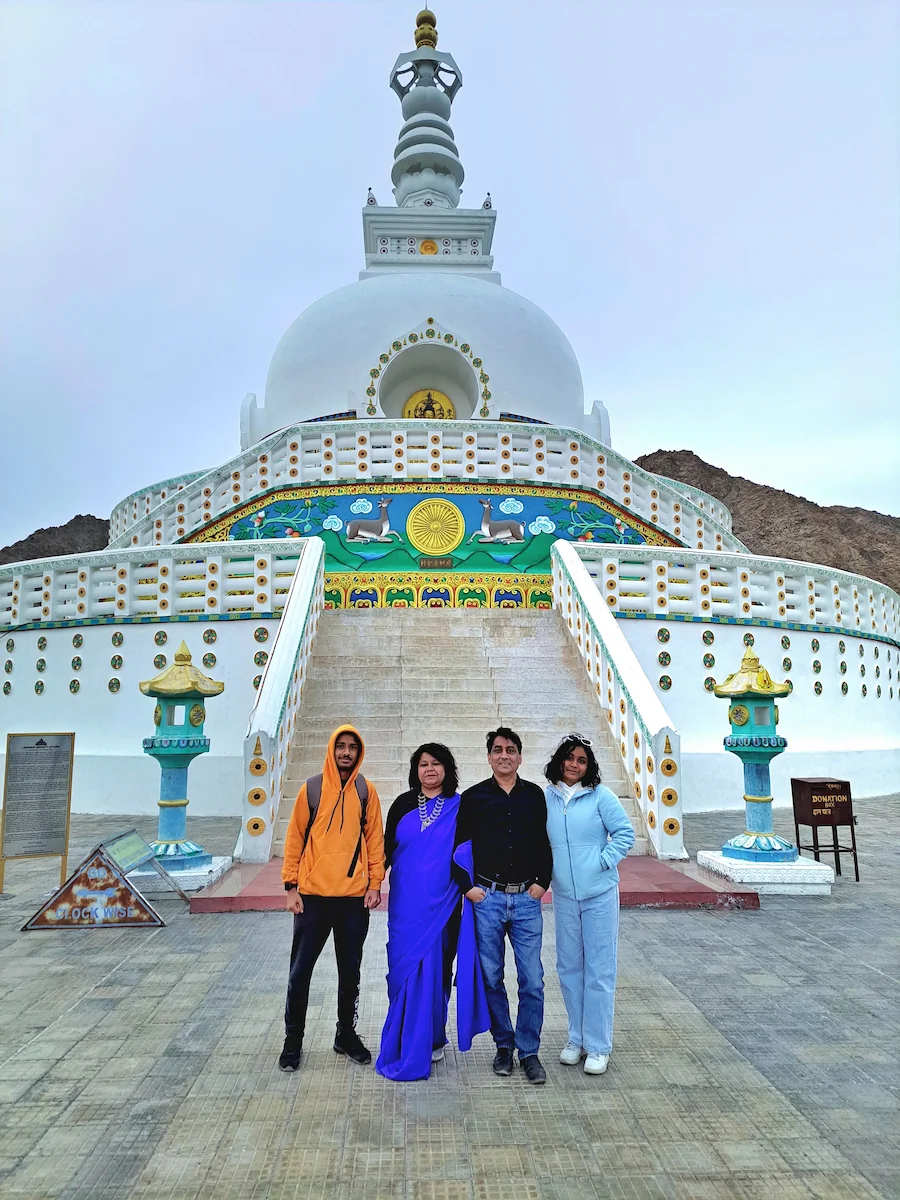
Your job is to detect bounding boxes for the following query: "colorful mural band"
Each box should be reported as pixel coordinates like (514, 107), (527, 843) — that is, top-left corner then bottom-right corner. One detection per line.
(323, 573), (553, 610)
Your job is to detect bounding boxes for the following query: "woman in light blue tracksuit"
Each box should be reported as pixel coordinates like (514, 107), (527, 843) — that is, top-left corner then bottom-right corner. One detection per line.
(544, 734), (635, 1075)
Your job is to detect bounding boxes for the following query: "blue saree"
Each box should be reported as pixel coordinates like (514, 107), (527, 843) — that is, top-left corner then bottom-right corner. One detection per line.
(376, 794), (489, 1080)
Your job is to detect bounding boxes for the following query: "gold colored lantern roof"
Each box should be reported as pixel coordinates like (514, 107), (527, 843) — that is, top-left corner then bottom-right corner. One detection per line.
(713, 647), (791, 698)
(415, 9), (437, 48)
(139, 641), (225, 699)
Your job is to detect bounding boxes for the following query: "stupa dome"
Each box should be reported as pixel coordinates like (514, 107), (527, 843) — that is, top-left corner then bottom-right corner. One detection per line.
(245, 270), (586, 446)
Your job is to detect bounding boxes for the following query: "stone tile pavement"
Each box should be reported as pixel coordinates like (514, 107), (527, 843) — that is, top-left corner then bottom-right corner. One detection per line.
(0, 798), (897, 1199)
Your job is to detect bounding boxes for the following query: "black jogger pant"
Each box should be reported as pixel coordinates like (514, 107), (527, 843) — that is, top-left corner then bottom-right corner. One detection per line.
(284, 894), (370, 1043)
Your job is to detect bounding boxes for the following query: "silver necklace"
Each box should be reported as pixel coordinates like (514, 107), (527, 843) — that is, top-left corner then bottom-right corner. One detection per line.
(418, 791), (445, 830)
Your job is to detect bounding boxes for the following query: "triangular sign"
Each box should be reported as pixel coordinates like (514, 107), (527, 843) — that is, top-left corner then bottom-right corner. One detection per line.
(22, 848), (165, 931)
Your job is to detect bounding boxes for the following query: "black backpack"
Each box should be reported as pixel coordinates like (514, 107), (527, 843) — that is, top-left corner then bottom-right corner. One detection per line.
(302, 773), (370, 879)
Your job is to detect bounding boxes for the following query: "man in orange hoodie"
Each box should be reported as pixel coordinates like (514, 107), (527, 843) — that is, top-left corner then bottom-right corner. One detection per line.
(279, 724), (385, 1071)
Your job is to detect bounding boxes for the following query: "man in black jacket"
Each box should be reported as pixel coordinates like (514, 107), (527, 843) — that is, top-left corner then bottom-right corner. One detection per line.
(458, 726), (552, 1084)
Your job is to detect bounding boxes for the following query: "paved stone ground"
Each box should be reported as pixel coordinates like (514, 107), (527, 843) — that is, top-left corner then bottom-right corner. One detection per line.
(0, 799), (897, 1200)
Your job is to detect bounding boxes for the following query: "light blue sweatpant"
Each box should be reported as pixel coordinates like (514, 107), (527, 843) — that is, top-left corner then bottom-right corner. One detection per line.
(553, 887), (620, 1057)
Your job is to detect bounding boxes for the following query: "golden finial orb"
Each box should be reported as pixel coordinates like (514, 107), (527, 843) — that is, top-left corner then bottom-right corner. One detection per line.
(415, 9), (438, 48)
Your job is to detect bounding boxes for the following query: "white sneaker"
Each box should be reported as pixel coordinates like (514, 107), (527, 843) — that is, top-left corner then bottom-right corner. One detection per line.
(431, 1047), (445, 1062)
(559, 1043), (585, 1066)
(584, 1053), (609, 1075)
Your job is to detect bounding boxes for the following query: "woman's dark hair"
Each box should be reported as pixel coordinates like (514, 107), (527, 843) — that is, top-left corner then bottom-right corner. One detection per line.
(409, 742), (459, 797)
(544, 736), (602, 788)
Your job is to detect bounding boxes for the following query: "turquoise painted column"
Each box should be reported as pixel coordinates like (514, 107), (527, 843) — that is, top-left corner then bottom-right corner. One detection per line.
(713, 645), (798, 863)
(140, 641), (224, 871)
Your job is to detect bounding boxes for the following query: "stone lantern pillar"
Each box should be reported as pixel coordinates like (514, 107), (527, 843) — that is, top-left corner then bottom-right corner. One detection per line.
(139, 641), (224, 870)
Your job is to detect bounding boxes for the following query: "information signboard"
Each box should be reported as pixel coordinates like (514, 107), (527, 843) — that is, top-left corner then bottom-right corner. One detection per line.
(1, 733), (75, 891)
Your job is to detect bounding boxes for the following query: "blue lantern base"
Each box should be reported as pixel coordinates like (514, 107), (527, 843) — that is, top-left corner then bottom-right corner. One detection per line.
(152, 840), (212, 871)
(722, 833), (798, 863)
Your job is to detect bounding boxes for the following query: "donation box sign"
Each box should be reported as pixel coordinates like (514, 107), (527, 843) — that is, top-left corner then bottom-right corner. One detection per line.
(1, 733), (75, 860)
(790, 778), (853, 827)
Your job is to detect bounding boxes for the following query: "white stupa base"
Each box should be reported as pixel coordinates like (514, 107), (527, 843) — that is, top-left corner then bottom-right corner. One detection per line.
(129, 855), (232, 895)
(696, 851), (834, 896)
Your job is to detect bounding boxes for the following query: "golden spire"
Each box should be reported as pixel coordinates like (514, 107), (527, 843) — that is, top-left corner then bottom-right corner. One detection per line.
(713, 646), (790, 698)
(139, 641), (225, 698)
(415, 9), (438, 48)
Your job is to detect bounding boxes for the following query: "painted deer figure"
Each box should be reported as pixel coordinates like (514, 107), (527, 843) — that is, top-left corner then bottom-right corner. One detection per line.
(467, 498), (526, 544)
(346, 497), (403, 543)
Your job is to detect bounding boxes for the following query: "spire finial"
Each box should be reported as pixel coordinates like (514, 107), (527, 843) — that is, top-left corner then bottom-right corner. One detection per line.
(415, 9), (437, 49)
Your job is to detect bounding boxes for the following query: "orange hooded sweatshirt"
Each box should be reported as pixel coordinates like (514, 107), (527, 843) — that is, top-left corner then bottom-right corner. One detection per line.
(281, 724), (385, 897)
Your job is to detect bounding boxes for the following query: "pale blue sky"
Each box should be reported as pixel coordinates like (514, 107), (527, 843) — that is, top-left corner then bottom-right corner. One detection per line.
(1, 0), (898, 547)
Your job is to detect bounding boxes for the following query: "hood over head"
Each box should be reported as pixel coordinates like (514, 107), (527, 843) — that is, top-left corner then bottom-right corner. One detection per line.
(323, 724), (365, 793)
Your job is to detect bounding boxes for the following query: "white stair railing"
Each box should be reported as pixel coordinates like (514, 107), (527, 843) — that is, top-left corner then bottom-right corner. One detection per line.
(241, 537), (325, 863)
(552, 540), (686, 859)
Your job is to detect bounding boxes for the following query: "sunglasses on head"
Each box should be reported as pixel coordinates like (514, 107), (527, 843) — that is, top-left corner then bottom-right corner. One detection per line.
(559, 733), (593, 748)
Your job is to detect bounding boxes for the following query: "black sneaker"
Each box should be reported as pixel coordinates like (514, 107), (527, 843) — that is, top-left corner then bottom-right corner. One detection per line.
(520, 1054), (547, 1084)
(278, 1039), (302, 1072)
(333, 1028), (372, 1065)
(492, 1046), (515, 1076)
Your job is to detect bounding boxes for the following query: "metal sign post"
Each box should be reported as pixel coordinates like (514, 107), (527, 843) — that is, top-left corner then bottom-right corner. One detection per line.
(1, 733), (75, 893)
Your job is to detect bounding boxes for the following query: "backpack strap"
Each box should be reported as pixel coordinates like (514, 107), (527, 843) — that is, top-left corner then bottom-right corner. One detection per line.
(302, 774), (323, 855)
(347, 775), (369, 879)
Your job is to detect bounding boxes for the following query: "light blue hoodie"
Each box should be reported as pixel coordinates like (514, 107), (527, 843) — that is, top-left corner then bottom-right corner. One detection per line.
(545, 782), (635, 901)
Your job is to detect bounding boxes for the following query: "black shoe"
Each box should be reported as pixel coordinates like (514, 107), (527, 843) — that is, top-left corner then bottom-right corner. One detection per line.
(520, 1054), (547, 1084)
(333, 1028), (372, 1065)
(492, 1047), (515, 1076)
(278, 1038), (302, 1072)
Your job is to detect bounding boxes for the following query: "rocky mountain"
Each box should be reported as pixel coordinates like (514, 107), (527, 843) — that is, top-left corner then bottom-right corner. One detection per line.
(0, 515), (108, 567)
(635, 449), (900, 596)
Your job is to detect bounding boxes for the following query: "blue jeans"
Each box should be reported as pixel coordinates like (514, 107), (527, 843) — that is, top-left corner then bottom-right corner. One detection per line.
(553, 887), (619, 1056)
(472, 889), (544, 1058)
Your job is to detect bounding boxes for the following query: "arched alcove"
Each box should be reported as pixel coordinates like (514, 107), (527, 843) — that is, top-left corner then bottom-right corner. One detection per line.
(377, 342), (479, 418)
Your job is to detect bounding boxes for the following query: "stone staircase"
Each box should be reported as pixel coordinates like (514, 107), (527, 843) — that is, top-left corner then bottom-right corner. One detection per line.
(273, 608), (647, 857)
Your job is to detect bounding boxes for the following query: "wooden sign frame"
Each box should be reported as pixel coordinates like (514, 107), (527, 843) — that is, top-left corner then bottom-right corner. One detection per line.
(0, 732), (75, 893)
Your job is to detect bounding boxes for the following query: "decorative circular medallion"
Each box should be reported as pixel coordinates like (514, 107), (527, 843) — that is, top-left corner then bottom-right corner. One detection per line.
(202, 652), (216, 668)
(838, 640), (846, 654)
(2, 681), (9, 695)
(419, 239), (438, 255)
(841, 681), (848, 696)
(812, 660), (821, 674)
(406, 498), (466, 555)
(860, 664), (866, 677)
(658, 675), (672, 691)
(703, 677), (716, 692)
(248, 757), (268, 776)
(254, 627), (269, 643)
(782, 657), (792, 671)
(859, 644), (865, 657)
(647, 810), (656, 829)
(657, 651), (671, 667)
(252, 674), (262, 689)
(656, 627), (670, 643)
(861, 683), (867, 697)
(37, 636), (47, 651)
(248, 787), (266, 806)
(34, 680), (44, 695)
(189, 703), (205, 727)
(36, 658), (46, 673)
(874, 646), (880, 659)
(702, 630), (714, 646)
(743, 632), (755, 647)
(203, 628), (217, 644)
(108, 678), (120, 693)
(5, 638), (13, 653)
(811, 638), (820, 652)
(838, 660), (847, 675)
(69, 679), (80, 694)
(702, 653), (715, 669)
(155, 630), (167, 646)
(661, 787), (678, 807)
(72, 633), (83, 649)
(110, 654), (123, 670)
(3, 660), (12, 674)
(246, 816), (266, 836)
(154, 654), (166, 669)
(663, 817), (681, 836)
(781, 635), (791, 650)
(71, 656), (82, 671)
(254, 650), (269, 667)
(112, 631), (124, 647)
(154, 704), (162, 726)
(729, 704), (750, 726)
(814, 681), (823, 695)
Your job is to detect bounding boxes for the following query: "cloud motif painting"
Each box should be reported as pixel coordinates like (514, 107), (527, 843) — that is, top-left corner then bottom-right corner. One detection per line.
(499, 498), (524, 514)
(350, 498), (373, 514)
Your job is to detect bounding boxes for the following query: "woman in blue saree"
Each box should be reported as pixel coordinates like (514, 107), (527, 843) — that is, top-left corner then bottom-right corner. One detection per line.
(376, 743), (488, 1081)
